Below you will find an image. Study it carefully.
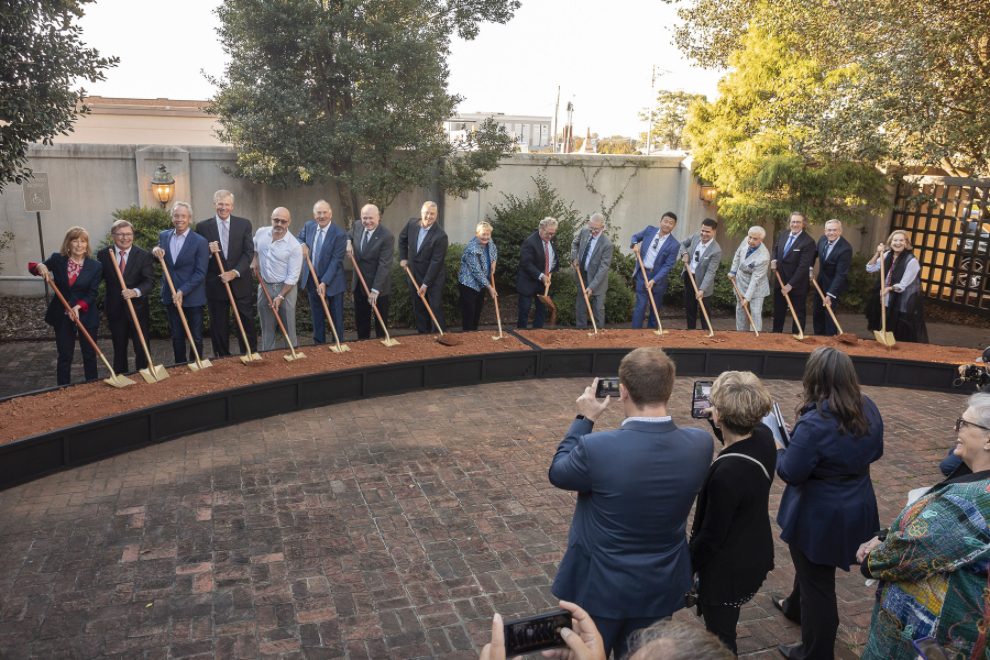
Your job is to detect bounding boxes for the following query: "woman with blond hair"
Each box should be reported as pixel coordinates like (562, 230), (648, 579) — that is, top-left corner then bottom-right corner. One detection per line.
(690, 371), (777, 654)
(865, 229), (928, 343)
(29, 226), (103, 385)
(458, 221), (498, 331)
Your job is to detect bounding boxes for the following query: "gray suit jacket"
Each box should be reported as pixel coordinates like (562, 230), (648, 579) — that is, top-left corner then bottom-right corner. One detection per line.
(348, 223), (394, 295)
(571, 227), (614, 295)
(730, 242), (770, 301)
(679, 233), (722, 296)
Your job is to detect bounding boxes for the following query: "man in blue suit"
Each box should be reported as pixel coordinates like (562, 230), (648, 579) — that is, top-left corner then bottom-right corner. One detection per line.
(549, 347), (715, 658)
(630, 212), (679, 328)
(153, 201), (209, 364)
(297, 200), (347, 344)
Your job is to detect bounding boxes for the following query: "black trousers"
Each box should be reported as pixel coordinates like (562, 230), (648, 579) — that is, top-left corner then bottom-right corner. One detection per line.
(459, 284), (486, 331)
(701, 603), (741, 655)
(354, 289), (390, 340)
(684, 272), (712, 331)
(773, 289), (807, 334)
(782, 545), (839, 660)
(107, 307), (149, 374)
(207, 295), (257, 357)
(410, 281), (444, 333)
(812, 290), (839, 336)
(516, 294), (548, 329)
(53, 319), (98, 385)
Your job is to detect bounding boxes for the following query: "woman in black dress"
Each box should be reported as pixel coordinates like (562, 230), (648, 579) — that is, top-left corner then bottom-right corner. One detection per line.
(690, 370), (777, 654)
(865, 230), (928, 343)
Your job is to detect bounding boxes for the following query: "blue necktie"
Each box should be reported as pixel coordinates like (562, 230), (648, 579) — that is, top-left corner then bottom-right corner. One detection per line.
(746, 246), (756, 259)
(784, 233), (796, 256)
(313, 228), (324, 269)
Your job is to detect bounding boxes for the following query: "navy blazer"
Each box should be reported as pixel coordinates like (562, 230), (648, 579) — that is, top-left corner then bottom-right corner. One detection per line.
(38, 253), (102, 328)
(157, 229), (209, 307)
(630, 227), (679, 292)
(398, 218), (448, 289)
(772, 230), (817, 295)
(516, 231), (560, 297)
(814, 235), (852, 298)
(297, 221), (347, 296)
(776, 397), (884, 570)
(549, 417), (714, 619)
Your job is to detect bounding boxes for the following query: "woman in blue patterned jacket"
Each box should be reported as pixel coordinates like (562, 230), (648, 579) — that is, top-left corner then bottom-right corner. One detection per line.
(857, 393), (990, 660)
(458, 222), (498, 331)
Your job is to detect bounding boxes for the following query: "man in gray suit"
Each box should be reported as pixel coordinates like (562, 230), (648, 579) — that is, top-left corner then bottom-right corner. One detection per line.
(346, 204), (394, 339)
(571, 213), (614, 329)
(728, 226), (771, 332)
(679, 218), (722, 331)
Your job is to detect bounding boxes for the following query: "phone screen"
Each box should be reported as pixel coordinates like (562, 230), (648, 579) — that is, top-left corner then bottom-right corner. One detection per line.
(692, 381), (713, 419)
(596, 378), (620, 399)
(504, 611), (570, 655)
(913, 637), (950, 660)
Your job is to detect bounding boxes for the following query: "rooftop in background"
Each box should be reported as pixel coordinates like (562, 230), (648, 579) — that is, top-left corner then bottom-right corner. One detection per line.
(446, 111), (553, 151)
(59, 96), (220, 145)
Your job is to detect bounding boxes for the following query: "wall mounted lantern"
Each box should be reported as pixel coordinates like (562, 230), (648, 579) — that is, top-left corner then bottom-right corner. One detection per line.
(151, 164), (175, 209)
(700, 185), (717, 205)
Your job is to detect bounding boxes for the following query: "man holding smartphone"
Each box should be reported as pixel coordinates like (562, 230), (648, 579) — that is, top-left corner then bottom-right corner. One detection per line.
(548, 347), (715, 658)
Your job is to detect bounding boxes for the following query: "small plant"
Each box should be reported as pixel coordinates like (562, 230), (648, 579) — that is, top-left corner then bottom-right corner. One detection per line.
(0, 230), (14, 275)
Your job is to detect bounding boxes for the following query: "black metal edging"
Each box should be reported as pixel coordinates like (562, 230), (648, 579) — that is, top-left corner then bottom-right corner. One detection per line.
(0, 338), (975, 492)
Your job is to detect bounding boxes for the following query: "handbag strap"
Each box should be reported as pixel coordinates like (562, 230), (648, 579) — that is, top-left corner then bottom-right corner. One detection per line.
(712, 452), (771, 482)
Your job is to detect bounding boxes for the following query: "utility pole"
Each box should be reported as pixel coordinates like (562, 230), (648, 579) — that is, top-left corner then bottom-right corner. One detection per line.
(553, 86), (560, 153)
(646, 65), (656, 155)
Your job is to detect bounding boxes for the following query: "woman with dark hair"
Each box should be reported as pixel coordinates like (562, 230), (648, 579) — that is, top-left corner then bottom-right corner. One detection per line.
(29, 226), (103, 385)
(772, 347), (884, 660)
(865, 229), (928, 343)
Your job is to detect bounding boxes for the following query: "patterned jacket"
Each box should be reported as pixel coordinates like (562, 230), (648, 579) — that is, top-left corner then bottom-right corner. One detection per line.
(861, 475), (990, 660)
(458, 237), (498, 291)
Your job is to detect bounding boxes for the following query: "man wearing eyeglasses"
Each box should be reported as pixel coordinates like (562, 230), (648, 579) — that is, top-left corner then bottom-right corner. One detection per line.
(571, 213), (613, 329)
(516, 217), (560, 328)
(679, 218), (722, 331)
(251, 207), (303, 351)
(97, 219), (156, 374)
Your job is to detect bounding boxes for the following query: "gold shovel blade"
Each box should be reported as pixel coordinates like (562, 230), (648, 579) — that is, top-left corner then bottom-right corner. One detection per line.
(199, 358), (213, 368)
(104, 373), (136, 388)
(138, 369), (158, 384)
(381, 338), (400, 346)
(492, 334), (502, 340)
(328, 346), (341, 354)
(338, 344), (350, 352)
(187, 362), (200, 372)
(152, 364), (169, 380)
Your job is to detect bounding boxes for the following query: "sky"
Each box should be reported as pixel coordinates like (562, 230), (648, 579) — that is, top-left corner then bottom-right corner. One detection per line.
(76, 0), (723, 139)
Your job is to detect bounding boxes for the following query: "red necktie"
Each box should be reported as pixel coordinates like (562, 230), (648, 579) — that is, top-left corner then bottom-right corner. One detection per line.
(118, 250), (126, 274)
(544, 242), (550, 278)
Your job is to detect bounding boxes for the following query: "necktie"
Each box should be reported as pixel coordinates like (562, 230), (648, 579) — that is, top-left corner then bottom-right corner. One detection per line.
(362, 230), (370, 252)
(118, 249), (126, 274)
(746, 246), (756, 259)
(544, 242), (550, 278)
(221, 220), (229, 258)
(313, 228), (324, 264)
(582, 237), (593, 270)
(825, 241), (834, 260)
(784, 233), (796, 256)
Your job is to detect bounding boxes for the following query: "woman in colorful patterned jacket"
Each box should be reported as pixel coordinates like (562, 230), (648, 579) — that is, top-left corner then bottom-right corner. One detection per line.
(458, 222), (498, 332)
(857, 392), (990, 660)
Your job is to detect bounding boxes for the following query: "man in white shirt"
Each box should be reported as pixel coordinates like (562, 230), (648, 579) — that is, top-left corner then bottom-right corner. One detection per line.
(630, 212), (679, 328)
(679, 218), (723, 331)
(571, 213), (613, 329)
(251, 207), (303, 351)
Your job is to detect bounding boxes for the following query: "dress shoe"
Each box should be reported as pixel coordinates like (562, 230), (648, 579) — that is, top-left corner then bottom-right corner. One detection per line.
(770, 593), (801, 624)
(778, 644), (801, 660)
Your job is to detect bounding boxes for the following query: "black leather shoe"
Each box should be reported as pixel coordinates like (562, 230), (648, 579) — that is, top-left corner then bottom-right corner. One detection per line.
(770, 593), (801, 624)
(778, 644), (801, 660)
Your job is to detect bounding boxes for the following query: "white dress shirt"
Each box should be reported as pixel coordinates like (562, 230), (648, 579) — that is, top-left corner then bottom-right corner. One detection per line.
(114, 246), (141, 297)
(866, 251), (920, 306)
(255, 226), (303, 285)
(644, 232), (669, 270)
(215, 215), (241, 276)
(689, 239), (712, 274)
(622, 416), (673, 426)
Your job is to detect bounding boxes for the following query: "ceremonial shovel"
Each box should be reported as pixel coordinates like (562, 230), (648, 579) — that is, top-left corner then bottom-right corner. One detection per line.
(257, 280), (306, 361)
(44, 273), (135, 388)
(157, 256), (212, 370)
(214, 253), (262, 363)
(347, 251), (399, 346)
(403, 265), (459, 346)
(110, 254), (168, 382)
(685, 265), (715, 338)
(774, 270), (807, 342)
(729, 276), (759, 337)
(635, 250), (668, 335)
(536, 274), (557, 328)
(874, 253), (897, 348)
(810, 270), (857, 344)
(575, 269), (599, 336)
(492, 290), (505, 340)
(304, 253), (349, 354)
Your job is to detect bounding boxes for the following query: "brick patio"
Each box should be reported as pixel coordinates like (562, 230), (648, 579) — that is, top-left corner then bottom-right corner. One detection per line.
(0, 376), (967, 659)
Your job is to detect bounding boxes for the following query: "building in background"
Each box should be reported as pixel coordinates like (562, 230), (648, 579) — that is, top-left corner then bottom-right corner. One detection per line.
(445, 112), (552, 151)
(63, 97), (220, 145)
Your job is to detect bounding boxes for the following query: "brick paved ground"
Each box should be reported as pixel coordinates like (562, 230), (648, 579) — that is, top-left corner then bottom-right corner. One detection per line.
(0, 376), (965, 659)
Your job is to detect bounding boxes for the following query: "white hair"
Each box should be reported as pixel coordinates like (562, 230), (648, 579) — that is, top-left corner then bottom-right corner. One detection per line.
(539, 217), (559, 231)
(968, 393), (990, 430)
(825, 219), (842, 229)
(213, 190), (234, 204)
(748, 226), (766, 239)
(589, 213), (605, 226)
(313, 199), (331, 213)
(171, 201), (193, 217)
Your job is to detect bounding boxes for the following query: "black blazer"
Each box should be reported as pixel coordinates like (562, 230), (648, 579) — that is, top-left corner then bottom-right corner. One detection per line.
(815, 235), (852, 298)
(348, 223), (394, 294)
(689, 424), (777, 604)
(195, 215), (255, 301)
(97, 245), (155, 320)
(398, 218), (448, 289)
(516, 231), (560, 297)
(772, 230), (817, 295)
(37, 253), (103, 328)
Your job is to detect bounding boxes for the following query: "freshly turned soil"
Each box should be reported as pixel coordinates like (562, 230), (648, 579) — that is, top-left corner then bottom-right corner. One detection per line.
(518, 328), (981, 364)
(0, 332), (528, 446)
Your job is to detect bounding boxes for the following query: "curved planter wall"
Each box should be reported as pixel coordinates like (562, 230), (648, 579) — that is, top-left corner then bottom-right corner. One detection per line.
(0, 332), (974, 492)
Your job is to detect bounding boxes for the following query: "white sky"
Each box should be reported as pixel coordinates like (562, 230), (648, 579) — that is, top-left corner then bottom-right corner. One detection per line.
(77, 0), (723, 139)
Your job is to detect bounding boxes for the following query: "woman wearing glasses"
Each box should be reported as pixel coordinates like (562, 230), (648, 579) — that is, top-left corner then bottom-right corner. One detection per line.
(856, 394), (990, 660)
(772, 347), (884, 660)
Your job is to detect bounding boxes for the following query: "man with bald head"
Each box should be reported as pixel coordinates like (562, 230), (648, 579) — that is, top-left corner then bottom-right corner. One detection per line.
(347, 204), (395, 339)
(297, 200), (346, 344)
(251, 207), (303, 351)
(399, 201), (448, 333)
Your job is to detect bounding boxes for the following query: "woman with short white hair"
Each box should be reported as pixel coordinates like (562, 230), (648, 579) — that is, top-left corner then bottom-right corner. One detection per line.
(458, 222), (498, 331)
(727, 226), (770, 332)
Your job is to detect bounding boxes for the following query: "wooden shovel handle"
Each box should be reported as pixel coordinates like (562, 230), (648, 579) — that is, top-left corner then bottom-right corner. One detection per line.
(685, 264), (714, 332)
(404, 265), (444, 335)
(158, 255), (204, 363)
(810, 276), (844, 334)
(575, 268), (598, 333)
(774, 270), (804, 334)
(730, 276), (758, 333)
(347, 251), (391, 333)
(44, 272), (104, 357)
(213, 252), (253, 348)
(109, 251), (154, 362)
(305, 252), (342, 346)
(635, 251), (663, 323)
(257, 274), (296, 351)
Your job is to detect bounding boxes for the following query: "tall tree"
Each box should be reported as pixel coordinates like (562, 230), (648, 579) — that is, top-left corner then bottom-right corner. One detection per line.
(638, 90), (707, 150)
(685, 31), (891, 236)
(210, 0), (519, 225)
(0, 0), (118, 192)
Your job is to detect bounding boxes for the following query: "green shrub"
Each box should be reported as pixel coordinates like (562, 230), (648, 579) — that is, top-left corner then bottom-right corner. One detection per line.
(610, 247), (638, 288)
(548, 269), (635, 326)
(605, 270), (636, 323)
(488, 174), (579, 287)
(0, 230), (14, 275)
(842, 254), (874, 313)
(389, 243), (465, 329)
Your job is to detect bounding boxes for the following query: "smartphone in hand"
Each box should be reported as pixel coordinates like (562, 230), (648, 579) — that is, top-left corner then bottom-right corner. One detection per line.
(596, 378), (620, 399)
(912, 637), (950, 660)
(504, 610), (570, 655)
(692, 380), (713, 419)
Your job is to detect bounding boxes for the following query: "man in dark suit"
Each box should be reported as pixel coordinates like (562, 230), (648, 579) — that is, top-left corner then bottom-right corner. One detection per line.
(97, 219), (155, 374)
(398, 201), (448, 333)
(297, 200), (347, 344)
(516, 217), (560, 328)
(812, 219), (853, 336)
(194, 189), (256, 357)
(153, 202), (209, 364)
(549, 347), (714, 659)
(630, 211), (679, 329)
(347, 203), (394, 339)
(770, 212), (817, 334)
